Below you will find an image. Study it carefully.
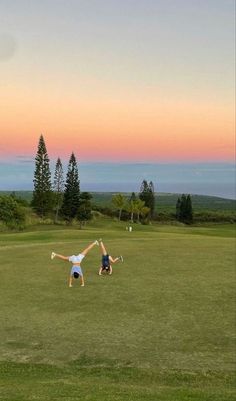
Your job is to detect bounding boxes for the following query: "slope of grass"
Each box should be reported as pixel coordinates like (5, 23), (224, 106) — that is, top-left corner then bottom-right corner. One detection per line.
(0, 221), (235, 400)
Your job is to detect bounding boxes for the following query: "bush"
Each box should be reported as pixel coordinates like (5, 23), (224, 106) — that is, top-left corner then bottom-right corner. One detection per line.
(194, 211), (236, 223)
(91, 210), (104, 219)
(153, 212), (176, 222)
(10, 192), (29, 207)
(0, 195), (26, 230)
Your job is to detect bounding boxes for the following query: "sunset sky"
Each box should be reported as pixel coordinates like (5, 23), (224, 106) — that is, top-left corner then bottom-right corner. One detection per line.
(0, 0), (235, 163)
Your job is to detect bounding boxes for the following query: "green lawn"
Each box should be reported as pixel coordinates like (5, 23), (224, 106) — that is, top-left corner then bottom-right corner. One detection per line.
(0, 221), (235, 400)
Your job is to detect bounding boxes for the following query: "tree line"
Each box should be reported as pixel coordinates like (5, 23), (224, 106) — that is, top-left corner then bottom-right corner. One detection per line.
(31, 135), (159, 225)
(111, 189), (193, 224)
(111, 180), (155, 223)
(0, 135), (196, 230)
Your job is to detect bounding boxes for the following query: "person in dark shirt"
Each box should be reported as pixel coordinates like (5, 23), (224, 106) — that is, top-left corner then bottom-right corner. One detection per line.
(98, 239), (123, 275)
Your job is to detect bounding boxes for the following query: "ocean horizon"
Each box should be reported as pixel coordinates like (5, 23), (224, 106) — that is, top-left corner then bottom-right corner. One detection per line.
(0, 161), (235, 200)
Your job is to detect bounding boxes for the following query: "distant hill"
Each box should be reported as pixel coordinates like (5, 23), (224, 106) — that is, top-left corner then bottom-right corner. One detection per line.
(91, 192), (236, 212)
(1, 191), (235, 212)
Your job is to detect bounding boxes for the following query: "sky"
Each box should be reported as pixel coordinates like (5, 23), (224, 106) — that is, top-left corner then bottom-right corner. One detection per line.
(0, 0), (235, 164)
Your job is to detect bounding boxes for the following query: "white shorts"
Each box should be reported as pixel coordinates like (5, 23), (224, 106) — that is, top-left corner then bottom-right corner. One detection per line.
(69, 254), (85, 264)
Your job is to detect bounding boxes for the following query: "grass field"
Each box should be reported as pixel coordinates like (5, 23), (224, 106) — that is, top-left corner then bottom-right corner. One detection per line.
(0, 221), (235, 400)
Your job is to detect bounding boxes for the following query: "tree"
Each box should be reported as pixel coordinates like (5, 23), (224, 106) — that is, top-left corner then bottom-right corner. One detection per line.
(176, 197), (181, 220)
(31, 134), (53, 217)
(126, 192), (137, 222)
(185, 194), (193, 223)
(61, 153), (80, 221)
(148, 181), (155, 218)
(124, 197), (150, 223)
(10, 192), (28, 207)
(139, 180), (149, 204)
(176, 194), (193, 224)
(0, 195), (26, 230)
(130, 192), (136, 202)
(140, 205), (150, 221)
(125, 199), (136, 223)
(77, 192), (93, 228)
(53, 157), (64, 222)
(179, 194), (187, 222)
(139, 180), (155, 219)
(112, 193), (126, 220)
(135, 198), (148, 222)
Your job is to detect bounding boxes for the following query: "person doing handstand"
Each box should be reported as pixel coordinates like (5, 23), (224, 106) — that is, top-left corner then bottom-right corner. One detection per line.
(98, 239), (123, 276)
(51, 240), (99, 287)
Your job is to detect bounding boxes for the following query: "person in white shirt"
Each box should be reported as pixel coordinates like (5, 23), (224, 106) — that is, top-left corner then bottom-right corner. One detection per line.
(51, 240), (99, 287)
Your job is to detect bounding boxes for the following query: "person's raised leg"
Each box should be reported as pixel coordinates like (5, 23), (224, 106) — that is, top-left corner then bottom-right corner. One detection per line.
(99, 240), (107, 256)
(51, 253), (69, 261)
(80, 240), (99, 256)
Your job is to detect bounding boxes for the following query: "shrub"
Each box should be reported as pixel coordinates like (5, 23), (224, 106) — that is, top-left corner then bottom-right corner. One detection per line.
(0, 195), (26, 230)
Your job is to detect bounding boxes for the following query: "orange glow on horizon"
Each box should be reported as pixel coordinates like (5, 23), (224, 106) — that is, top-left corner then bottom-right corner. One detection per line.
(0, 83), (234, 163)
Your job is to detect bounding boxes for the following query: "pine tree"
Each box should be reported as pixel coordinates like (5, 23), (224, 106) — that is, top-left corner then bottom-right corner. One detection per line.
(148, 181), (155, 218)
(185, 194), (193, 223)
(61, 153), (80, 221)
(53, 157), (64, 222)
(77, 192), (93, 228)
(176, 197), (181, 220)
(130, 192), (136, 202)
(179, 194), (187, 222)
(139, 180), (155, 219)
(139, 180), (149, 206)
(177, 194), (193, 223)
(32, 135), (52, 217)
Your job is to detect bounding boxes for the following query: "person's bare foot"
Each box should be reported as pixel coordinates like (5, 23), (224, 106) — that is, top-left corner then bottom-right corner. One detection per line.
(51, 252), (56, 260)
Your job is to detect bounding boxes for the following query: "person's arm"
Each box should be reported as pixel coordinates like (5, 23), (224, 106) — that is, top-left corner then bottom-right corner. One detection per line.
(69, 275), (73, 287)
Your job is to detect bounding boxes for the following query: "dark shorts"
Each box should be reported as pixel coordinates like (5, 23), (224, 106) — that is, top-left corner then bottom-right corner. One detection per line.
(101, 265), (111, 272)
(101, 254), (110, 271)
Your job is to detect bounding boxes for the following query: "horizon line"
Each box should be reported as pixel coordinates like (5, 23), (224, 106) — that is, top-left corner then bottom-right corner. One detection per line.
(0, 157), (235, 165)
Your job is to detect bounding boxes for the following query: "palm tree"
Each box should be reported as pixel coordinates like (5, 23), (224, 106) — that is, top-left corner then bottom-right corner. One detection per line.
(133, 199), (150, 222)
(126, 199), (135, 223)
(140, 205), (150, 221)
(112, 193), (125, 220)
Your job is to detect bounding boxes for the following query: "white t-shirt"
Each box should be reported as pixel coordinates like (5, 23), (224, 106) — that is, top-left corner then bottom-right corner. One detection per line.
(69, 254), (85, 264)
